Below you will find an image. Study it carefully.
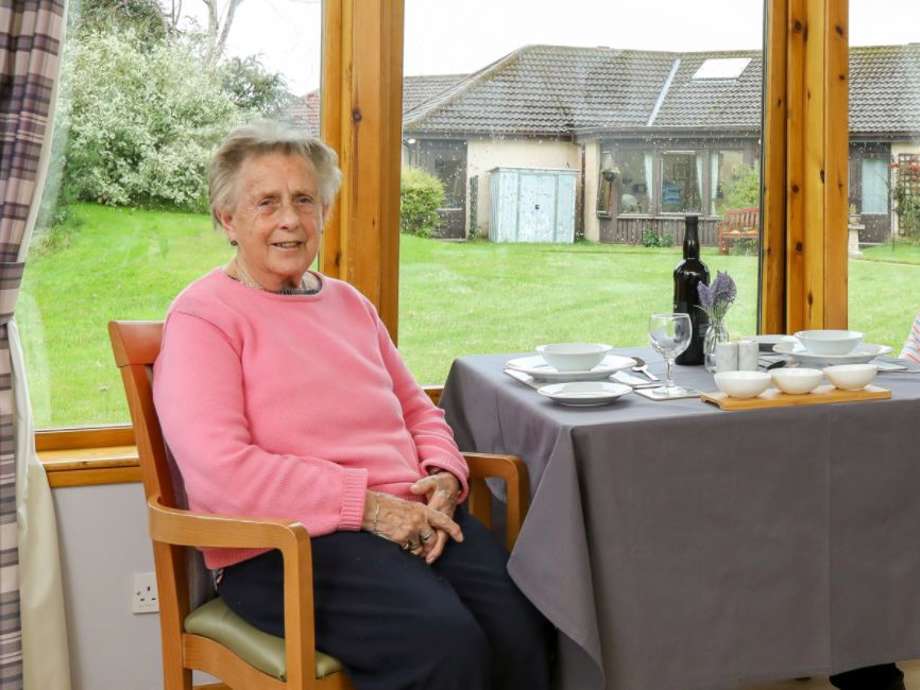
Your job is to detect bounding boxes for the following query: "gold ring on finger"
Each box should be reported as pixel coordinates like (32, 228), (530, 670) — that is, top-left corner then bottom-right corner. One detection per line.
(420, 530), (434, 543)
(402, 541), (412, 551)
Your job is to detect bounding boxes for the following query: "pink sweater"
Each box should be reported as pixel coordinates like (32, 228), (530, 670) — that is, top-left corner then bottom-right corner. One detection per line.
(153, 269), (469, 569)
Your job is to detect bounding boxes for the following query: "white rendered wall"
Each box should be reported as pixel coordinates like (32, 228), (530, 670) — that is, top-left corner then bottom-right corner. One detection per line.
(466, 138), (581, 238)
(583, 140), (601, 242)
(53, 483), (218, 690)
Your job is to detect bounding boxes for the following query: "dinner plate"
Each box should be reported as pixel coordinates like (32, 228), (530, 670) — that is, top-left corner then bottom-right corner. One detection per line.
(772, 341), (892, 366)
(537, 381), (633, 407)
(505, 354), (636, 382)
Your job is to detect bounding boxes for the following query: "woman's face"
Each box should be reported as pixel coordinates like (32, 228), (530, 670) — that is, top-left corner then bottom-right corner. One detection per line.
(218, 152), (325, 291)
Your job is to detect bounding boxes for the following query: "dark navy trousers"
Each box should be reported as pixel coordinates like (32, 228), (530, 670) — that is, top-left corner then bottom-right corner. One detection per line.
(830, 663), (905, 690)
(218, 508), (553, 690)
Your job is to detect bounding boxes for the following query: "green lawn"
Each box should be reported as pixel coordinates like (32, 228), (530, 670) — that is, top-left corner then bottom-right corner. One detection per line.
(19, 204), (920, 428)
(860, 241), (920, 265)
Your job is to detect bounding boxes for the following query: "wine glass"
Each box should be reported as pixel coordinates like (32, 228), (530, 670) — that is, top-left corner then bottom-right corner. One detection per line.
(648, 313), (693, 397)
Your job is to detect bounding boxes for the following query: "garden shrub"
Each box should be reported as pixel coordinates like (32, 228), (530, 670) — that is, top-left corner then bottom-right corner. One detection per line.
(641, 227), (674, 247)
(400, 167), (445, 238)
(60, 30), (240, 212)
(717, 164), (761, 214)
(895, 178), (920, 242)
(729, 237), (759, 256)
(220, 55), (293, 116)
(641, 229), (674, 248)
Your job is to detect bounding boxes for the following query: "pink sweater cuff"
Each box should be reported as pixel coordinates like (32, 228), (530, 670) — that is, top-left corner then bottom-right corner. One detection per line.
(338, 468), (369, 530)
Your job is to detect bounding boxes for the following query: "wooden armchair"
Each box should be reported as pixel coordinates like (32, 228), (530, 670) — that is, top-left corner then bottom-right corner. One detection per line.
(108, 320), (530, 690)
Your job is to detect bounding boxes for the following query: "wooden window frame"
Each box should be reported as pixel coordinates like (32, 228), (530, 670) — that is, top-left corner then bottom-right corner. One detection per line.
(761, 0), (849, 332)
(37, 0), (852, 476)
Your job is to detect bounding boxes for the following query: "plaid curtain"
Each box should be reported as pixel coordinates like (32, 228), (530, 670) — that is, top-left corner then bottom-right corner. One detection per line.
(1, 2), (68, 689)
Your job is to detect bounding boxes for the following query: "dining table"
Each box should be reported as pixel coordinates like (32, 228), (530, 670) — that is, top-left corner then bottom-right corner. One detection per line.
(439, 347), (920, 690)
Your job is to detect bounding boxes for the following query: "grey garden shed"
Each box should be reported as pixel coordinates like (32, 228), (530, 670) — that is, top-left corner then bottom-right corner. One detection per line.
(489, 167), (577, 243)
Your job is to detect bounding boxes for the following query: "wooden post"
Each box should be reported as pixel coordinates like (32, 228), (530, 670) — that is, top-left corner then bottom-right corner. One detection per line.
(762, 0), (849, 333)
(760, 0), (789, 333)
(320, 0), (405, 342)
(822, 0), (850, 329)
(781, 0), (849, 332)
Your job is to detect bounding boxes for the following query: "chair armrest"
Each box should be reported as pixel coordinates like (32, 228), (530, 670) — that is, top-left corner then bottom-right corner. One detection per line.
(423, 385), (443, 405)
(148, 495), (310, 552)
(147, 495), (317, 688)
(462, 453), (530, 551)
(147, 496), (310, 555)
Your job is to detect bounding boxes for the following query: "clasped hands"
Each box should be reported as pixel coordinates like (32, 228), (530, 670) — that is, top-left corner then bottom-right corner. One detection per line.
(362, 471), (462, 564)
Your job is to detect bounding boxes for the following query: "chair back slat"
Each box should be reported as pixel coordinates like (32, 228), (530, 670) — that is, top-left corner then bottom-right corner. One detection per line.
(109, 320), (214, 617)
(109, 323), (171, 499)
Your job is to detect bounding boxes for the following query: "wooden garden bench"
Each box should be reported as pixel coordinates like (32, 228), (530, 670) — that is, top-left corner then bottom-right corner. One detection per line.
(717, 207), (760, 254)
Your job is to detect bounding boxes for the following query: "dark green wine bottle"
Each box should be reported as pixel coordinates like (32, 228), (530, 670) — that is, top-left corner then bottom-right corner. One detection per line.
(673, 214), (710, 365)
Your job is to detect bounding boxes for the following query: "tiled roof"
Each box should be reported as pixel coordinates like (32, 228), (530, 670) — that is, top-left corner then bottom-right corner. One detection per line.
(403, 74), (467, 111)
(403, 43), (920, 138)
(404, 46), (676, 136)
(279, 74), (466, 137)
(649, 51), (763, 130)
(279, 91), (320, 135)
(849, 44), (920, 136)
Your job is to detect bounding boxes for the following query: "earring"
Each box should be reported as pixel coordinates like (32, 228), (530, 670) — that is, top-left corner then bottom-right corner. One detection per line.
(230, 240), (238, 246)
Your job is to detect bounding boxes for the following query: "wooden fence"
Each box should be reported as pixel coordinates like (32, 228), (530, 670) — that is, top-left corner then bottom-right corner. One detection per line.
(599, 216), (721, 246)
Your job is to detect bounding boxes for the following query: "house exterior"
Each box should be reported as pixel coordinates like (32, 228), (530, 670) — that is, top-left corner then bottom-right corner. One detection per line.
(283, 73), (466, 137)
(286, 44), (920, 244)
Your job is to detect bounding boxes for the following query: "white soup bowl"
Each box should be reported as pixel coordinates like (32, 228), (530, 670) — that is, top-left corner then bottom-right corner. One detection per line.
(771, 367), (823, 395)
(823, 363), (877, 391)
(714, 371), (772, 399)
(794, 329), (863, 355)
(536, 343), (612, 372)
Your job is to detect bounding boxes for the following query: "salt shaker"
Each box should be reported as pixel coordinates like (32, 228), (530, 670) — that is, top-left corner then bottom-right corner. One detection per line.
(737, 339), (759, 371)
(715, 341), (739, 373)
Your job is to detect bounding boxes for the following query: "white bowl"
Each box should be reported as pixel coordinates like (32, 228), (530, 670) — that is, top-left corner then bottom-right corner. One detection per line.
(714, 371), (772, 399)
(823, 363), (877, 391)
(794, 329), (863, 355)
(536, 343), (612, 372)
(771, 367), (823, 395)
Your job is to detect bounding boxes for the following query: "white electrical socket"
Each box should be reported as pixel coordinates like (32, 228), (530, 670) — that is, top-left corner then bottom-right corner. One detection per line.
(132, 572), (159, 614)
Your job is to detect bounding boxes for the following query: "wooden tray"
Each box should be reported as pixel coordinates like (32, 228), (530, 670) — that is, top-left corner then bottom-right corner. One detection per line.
(701, 384), (890, 411)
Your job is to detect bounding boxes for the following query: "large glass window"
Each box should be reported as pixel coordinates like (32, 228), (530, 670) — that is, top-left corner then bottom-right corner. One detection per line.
(712, 150), (749, 215)
(19, 0), (322, 428)
(661, 152), (702, 213)
(861, 158), (890, 215)
(399, 0), (765, 385)
(846, 2), (920, 356)
(616, 150), (652, 215)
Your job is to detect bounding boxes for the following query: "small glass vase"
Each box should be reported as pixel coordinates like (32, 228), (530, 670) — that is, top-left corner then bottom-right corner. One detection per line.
(703, 318), (730, 373)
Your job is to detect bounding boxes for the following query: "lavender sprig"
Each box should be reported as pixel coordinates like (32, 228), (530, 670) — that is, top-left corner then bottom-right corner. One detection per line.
(697, 270), (736, 321)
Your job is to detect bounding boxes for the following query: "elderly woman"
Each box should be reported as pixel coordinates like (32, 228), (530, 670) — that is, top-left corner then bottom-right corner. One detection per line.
(152, 121), (551, 690)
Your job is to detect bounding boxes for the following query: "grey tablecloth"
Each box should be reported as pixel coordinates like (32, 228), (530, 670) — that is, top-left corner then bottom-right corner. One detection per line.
(440, 348), (920, 690)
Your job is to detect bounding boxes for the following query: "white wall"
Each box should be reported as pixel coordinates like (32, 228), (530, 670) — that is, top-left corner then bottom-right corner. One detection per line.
(583, 140), (600, 242)
(466, 138), (581, 238)
(53, 483), (217, 690)
(891, 141), (920, 236)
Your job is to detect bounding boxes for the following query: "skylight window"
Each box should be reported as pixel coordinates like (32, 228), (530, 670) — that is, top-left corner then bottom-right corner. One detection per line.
(692, 58), (751, 79)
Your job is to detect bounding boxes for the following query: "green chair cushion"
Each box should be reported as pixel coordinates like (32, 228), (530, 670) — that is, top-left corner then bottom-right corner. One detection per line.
(184, 597), (344, 680)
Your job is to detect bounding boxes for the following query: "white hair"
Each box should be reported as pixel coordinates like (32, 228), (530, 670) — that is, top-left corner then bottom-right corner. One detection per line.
(208, 120), (342, 229)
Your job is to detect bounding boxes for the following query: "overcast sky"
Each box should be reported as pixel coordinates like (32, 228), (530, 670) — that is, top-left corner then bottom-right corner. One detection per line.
(204, 0), (920, 95)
